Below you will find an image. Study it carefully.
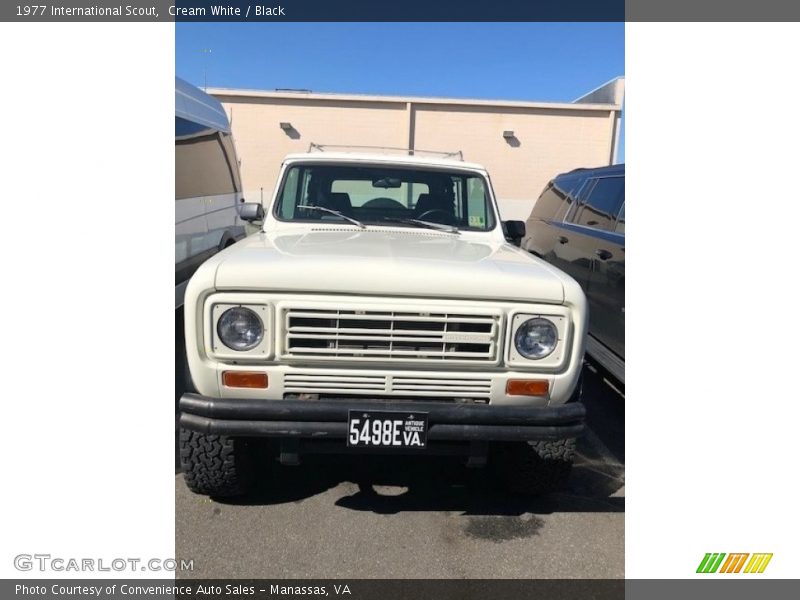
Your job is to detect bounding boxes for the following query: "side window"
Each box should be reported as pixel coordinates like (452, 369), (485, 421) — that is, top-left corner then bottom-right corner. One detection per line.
(466, 177), (489, 229)
(175, 131), (238, 200)
(218, 132), (242, 192)
(573, 176), (625, 231)
(278, 167), (301, 219)
(615, 203), (625, 234)
(564, 177), (594, 223)
(531, 183), (566, 221)
(553, 177), (584, 221)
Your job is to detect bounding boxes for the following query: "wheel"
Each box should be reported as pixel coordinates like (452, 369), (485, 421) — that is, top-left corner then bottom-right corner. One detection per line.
(492, 369), (583, 495)
(179, 428), (254, 497)
(492, 438), (576, 496)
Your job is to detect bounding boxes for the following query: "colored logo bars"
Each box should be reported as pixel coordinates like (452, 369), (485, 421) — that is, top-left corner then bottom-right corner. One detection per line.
(696, 553), (773, 574)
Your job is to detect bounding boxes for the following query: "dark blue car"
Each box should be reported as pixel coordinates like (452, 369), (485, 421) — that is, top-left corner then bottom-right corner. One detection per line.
(521, 164), (624, 384)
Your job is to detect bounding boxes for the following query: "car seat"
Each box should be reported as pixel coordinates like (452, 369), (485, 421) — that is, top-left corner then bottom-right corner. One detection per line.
(414, 193), (454, 218)
(320, 192), (354, 217)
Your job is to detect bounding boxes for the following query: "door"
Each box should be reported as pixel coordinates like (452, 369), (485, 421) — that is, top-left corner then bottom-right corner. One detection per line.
(582, 180), (625, 359)
(548, 177), (600, 292)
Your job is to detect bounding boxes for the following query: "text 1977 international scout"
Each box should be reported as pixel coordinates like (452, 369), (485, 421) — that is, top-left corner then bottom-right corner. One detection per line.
(179, 146), (588, 496)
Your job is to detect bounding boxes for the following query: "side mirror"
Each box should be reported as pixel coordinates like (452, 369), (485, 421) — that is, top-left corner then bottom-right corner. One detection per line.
(503, 220), (526, 245)
(239, 202), (265, 223)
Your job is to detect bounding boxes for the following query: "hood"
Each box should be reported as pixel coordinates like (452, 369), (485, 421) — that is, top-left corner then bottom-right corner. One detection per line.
(213, 228), (566, 304)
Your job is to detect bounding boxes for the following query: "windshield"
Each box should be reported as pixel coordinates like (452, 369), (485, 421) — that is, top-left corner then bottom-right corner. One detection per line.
(273, 164), (497, 231)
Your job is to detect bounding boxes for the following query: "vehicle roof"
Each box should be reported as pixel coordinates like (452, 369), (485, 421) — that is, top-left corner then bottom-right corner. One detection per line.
(556, 163), (625, 180)
(282, 151), (488, 172)
(175, 76), (230, 134)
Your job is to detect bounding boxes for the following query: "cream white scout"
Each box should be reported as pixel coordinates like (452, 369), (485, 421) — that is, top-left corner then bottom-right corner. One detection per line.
(180, 146), (588, 496)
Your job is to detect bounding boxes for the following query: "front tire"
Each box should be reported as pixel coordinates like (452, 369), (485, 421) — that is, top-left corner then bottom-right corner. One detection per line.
(180, 429), (254, 497)
(493, 438), (576, 496)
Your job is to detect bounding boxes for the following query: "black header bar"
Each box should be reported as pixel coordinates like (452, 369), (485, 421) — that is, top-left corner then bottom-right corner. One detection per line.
(5, 0), (800, 22)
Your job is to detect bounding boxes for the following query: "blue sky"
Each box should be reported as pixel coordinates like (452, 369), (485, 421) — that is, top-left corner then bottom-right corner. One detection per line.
(176, 23), (624, 160)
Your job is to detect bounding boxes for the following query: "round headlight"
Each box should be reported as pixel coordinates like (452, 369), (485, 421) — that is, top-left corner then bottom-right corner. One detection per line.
(514, 317), (558, 359)
(217, 307), (264, 351)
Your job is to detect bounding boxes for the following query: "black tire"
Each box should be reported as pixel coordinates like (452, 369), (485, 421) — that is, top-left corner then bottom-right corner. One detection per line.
(492, 438), (576, 496)
(180, 428), (254, 497)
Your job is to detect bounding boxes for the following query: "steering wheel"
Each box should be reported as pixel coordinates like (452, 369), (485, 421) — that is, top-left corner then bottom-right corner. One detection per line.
(361, 197), (406, 210)
(416, 209), (456, 225)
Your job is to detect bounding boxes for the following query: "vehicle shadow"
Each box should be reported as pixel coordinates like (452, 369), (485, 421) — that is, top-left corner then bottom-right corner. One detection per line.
(176, 366), (624, 515)
(197, 439), (623, 515)
(175, 369), (625, 516)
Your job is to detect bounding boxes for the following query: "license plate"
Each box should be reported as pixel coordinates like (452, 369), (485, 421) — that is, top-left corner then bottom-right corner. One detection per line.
(347, 410), (428, 448)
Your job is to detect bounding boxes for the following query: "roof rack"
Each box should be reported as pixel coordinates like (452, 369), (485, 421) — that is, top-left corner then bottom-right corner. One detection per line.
(308, 143), (463, 161)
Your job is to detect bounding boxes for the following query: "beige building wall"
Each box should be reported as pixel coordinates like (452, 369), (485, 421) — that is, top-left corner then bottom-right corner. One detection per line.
(412, 105), (615, 219)
(211, 79), (623, 221)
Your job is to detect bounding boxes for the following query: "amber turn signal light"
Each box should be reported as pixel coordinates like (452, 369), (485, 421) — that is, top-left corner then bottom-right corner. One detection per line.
(506, 379), (549, 397)
(222, 371), (269, 389)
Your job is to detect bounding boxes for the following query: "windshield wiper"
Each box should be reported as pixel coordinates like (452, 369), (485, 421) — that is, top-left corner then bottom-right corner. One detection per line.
(381, 217), (460, 234)
(298, 205), (366, 229)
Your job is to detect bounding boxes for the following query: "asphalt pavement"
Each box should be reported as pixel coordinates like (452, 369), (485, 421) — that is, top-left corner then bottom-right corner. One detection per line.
(175, 364), (624, 579)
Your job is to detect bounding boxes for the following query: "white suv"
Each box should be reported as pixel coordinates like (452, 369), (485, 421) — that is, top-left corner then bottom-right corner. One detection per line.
(180, 147), (588, 496)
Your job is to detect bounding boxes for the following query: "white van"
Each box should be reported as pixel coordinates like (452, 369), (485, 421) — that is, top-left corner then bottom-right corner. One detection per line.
(175, 77), (246, 308)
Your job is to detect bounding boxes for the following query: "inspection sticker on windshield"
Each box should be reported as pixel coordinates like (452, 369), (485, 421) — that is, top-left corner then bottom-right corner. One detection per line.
(347, 410), (428, 448)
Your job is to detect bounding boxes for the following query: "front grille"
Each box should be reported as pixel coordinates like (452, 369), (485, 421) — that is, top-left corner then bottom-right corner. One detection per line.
(392, 376), (492, 397)
(284, 373), (386, 393)
(282, 308), (500, 364)
(283, 371), (493, 401)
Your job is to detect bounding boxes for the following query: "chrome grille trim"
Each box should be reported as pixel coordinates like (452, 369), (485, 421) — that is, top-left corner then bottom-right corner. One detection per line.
(281, 307), (501, 364)
(284, 373), (386, 393)
(392, 376), (492, 397)
(283, 372), (493, 399)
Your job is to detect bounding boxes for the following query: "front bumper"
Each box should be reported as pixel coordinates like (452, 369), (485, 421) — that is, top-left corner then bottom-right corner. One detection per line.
(179, 394), (586, 443)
